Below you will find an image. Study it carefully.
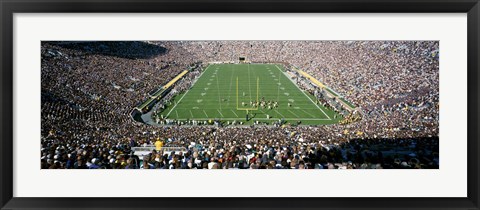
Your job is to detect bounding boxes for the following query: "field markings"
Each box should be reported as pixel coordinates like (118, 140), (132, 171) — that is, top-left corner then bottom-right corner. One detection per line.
(274, 65), (331, 120)
(247, 64), (253, 102)
(165, 64), (333, 122)
(287, 109), (301, 118)
(166, 65), (212, 118)
(259, 109), (269, 118)
(217, 109), (224, 117)
(231, 110), (239, 117)
(300, 109), (316, 118)
(166, 93), (188, 117)
(216, 73), (222, 110)
(277, 65), (281, 102)
(274, 110), (286, 118)
(226, 64), (235, 106)
(252, 65), (260, 99)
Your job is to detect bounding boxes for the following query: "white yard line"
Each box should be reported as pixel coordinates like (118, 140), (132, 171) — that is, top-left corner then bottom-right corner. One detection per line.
(300, 109), (316, 118)
(275, 65), (331, 120)
(274, 110), (286, 118)
(166, 65), (212, 117)
(287, 109), (301, 118)
(203, 110), (209, 118)
(259, 109), (269, 118)
(231, 110), (239, 117)
(226, 64), (235, 106)
(189, 110), (194, 118)
(247, 64), (252, 102)
(277, 66), (281, 102)
(216, 74), (222, 110)
(166, 91), (188, 118)
(175, 110), (179, 118)
(217, 109), (224, 117)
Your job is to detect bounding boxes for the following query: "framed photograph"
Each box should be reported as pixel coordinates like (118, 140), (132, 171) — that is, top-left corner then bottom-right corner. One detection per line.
(1, 0), (479, 209)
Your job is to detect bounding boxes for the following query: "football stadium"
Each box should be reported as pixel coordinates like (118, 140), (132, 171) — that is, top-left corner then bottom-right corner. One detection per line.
(41, 41), (439, 169)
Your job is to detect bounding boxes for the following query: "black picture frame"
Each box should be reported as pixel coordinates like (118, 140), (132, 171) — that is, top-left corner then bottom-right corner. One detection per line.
(1, 0), (479, 209)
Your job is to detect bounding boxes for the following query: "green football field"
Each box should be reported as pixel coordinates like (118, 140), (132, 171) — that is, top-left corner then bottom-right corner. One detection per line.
(158, 64), (343, 125)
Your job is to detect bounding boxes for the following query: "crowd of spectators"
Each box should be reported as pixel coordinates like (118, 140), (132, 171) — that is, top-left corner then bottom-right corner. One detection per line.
(41, 41), (439, 169)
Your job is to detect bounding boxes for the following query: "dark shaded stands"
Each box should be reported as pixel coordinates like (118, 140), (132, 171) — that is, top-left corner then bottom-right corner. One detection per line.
(44, 41), (167, 59)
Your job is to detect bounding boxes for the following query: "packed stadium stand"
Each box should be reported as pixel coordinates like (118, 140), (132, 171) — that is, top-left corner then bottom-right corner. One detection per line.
(41, 41), (439, 169)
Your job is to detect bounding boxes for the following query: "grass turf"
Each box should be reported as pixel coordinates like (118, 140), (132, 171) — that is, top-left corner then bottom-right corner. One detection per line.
(157, 64), (343, 125)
